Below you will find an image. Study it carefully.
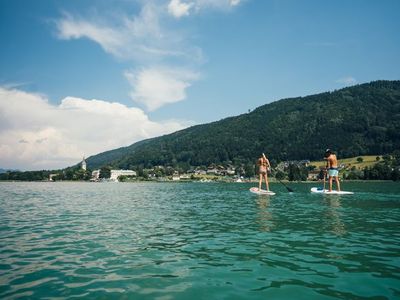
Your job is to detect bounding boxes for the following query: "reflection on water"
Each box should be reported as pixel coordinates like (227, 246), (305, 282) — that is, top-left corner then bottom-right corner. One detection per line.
(256, 196), (273, 232)
(324, 196), (346, 236)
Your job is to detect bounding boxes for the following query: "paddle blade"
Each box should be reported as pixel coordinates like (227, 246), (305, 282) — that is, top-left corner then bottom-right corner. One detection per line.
(278, 179), (294, 193)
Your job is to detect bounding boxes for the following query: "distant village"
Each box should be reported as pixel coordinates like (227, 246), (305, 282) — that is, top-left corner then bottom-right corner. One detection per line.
(66, 157), (334, 183)
(4, 154), (393, 182)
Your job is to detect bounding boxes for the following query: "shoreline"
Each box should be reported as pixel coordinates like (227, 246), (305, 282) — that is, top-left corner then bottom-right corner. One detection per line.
(0, 179), (396, 183)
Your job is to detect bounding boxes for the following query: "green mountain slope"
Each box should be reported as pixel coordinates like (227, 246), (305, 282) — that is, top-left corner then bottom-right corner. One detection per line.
(87, 80), (400, 169)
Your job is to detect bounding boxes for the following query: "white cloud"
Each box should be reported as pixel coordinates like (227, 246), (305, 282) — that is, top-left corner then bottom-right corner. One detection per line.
(229, 0), (241, 6)
(167, 0), (242, 17)
(55, 2), (204, 112)
(193, 0), (242, 10)
(56, 13), (125, 58)
(0, 87), (191, 170)
(168, 0), (193, 18)
(56, 4), (184, 62)
(55, 1), (246, 113)
(336, 76), (357, 85)
(125, 66), (199, 111)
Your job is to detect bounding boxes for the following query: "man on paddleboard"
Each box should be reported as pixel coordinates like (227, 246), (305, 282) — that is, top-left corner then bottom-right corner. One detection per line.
(324, 149), (341, 192)
(258, 153), (270, 191)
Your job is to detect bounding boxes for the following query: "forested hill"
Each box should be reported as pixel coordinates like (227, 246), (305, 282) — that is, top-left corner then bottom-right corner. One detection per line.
(86, 80), (400, 170)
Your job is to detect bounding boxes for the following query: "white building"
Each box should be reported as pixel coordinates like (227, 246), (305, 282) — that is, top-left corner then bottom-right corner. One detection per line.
(110, 170), (137, 181)
(226, 167), (236, 176)
(91, 170), (100, 181)
(49, 174), (58, 181)
(172, 171), (180, 181)
(179, 174), (191, 180)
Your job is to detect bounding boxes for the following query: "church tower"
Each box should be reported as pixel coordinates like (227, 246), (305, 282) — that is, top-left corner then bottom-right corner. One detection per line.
(81, 156), (87, 171)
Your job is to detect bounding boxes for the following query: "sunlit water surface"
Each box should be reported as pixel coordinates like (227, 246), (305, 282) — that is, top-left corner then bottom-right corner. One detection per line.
(1, 181), (399, 299)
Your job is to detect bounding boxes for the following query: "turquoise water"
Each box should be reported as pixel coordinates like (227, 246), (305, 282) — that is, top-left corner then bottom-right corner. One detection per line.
(0, 181), (399, 299)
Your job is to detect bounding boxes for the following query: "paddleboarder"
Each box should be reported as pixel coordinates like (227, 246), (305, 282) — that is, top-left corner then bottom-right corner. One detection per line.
(258, 153), (270, 191)
(324, 149), (341, 192)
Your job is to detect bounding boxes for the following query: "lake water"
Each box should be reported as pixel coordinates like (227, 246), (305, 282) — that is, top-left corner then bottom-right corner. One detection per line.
(0, 181), (399, 299)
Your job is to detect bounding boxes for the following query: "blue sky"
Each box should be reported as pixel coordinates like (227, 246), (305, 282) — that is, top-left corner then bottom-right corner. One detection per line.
(0, 0), (399, 170)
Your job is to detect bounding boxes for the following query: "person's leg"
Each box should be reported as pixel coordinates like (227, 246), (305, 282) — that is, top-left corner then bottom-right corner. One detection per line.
(264, 173), (269, 191)
(335, 176), (341, 191)
(259, 174), (262, 190)
(329, 176), (333, 192)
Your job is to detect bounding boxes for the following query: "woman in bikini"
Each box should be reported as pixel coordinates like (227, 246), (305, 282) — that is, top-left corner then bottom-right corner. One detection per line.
(258, 153), (270, 191)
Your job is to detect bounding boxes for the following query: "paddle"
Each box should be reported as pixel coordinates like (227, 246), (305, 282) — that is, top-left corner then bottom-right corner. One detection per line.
(262, 153), (294, 193)
(277, 178), (294, 193)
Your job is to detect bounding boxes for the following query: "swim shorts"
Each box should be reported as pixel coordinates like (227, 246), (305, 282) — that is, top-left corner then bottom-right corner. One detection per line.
(328, 168), (339, 177)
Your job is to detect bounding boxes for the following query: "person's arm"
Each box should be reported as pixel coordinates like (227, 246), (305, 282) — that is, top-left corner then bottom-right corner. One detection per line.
(327, 157), (333, 169)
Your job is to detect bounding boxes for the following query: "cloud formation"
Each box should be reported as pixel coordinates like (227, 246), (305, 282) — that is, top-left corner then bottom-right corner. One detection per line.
(168, 0), (193, 18)
(125, 67), (199, 111)
(56, 4), (177, 62)
(167, 0), (242, 18)
(336, 76), (357, 85)
(55, 3), (204, 111)
(0, 87), (190, 170)
(55, 1), (242, 111)
(8, 0), (244, 170)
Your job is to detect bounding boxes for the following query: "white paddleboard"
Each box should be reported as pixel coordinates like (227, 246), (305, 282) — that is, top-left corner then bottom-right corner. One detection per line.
(310, 187), (354, 195)
(250, 187), (276, 195)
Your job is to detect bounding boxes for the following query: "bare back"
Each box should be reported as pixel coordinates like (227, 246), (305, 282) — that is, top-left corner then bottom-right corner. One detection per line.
(327, 154), (338, 168)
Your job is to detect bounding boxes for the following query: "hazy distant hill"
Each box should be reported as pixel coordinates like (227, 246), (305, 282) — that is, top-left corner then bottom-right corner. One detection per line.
(86, 80), (400, 170)
(0, 168), (19, 174)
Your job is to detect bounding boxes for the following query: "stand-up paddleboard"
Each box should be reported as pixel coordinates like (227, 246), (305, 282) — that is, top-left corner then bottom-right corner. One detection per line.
(310, 187), (354, 195)
(250, 187), (276, 195)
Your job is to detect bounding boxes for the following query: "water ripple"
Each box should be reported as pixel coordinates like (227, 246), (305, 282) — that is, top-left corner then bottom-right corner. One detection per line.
(1, 181), (399, 299)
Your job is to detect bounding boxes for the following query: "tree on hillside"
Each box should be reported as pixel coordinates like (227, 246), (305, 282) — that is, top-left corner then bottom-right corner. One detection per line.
(275, 170), (286, 180)
(244, 163), (255, 178)
(288, 164), (308, 181)
(391, 168), (400, 181)
(99, 166), (111, 179)
(82, 80), (400, 170)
